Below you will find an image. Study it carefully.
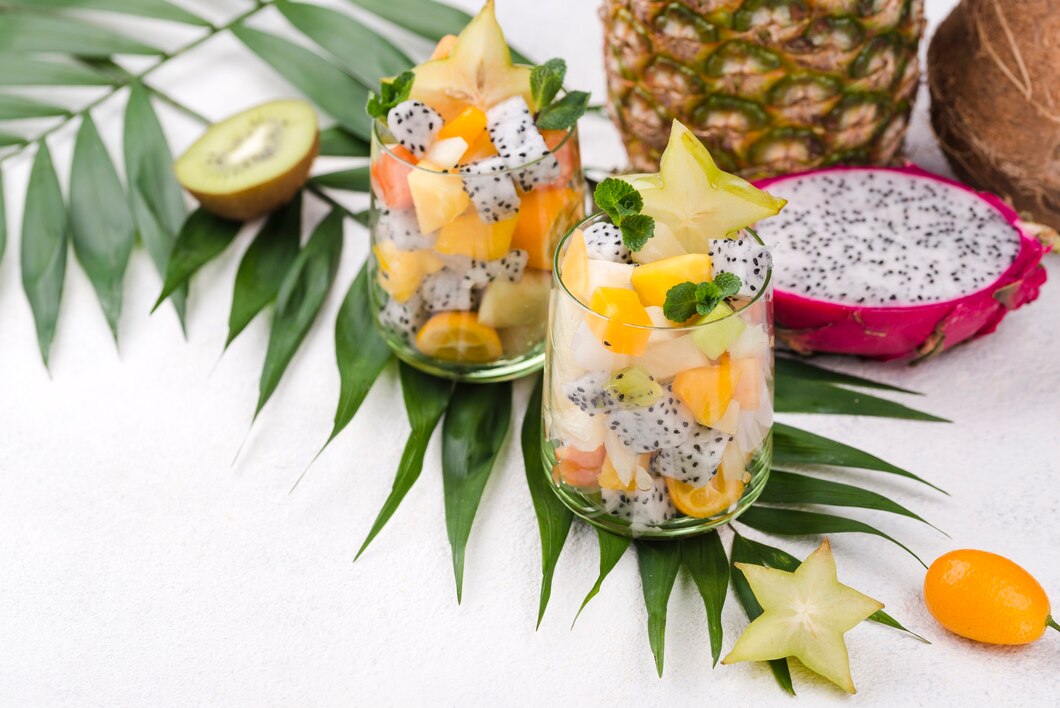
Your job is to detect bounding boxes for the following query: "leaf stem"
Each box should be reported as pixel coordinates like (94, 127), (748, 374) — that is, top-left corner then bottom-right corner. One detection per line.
(1047, 615), (1059, 633)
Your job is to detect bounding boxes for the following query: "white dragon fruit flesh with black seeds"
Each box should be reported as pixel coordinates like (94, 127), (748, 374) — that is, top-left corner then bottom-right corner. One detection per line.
(708, 237), (772, 297)
(460, 157), (521, 223)
(386, 100), (442, 157)
(420, 270), (477, 312)
(486, 96), (561, 191)
(754, 165), (1047, 360)
(652, 426), (732, 487)
(601, 477), (677, 529)
(564, 371), (616, 416)
(378, 295), (426, 341)
(377, 208), (436, 250)
(607, 384), (695, 453)
(584, 222), (633, 264)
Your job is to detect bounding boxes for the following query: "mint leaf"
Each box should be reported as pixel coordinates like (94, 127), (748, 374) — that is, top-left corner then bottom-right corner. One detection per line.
(531, 58), (565, 110)
(663, 282), (699, 323)
(366, 70), (415, 120)
(621, 214), (654, 252)
(695, 281), (722, 316)
(536, 90), (590, 130)
(713, 272), (742, 298)
(594, 178), (642, 224)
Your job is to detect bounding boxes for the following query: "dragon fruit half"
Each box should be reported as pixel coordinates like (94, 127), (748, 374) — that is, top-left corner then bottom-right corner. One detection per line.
(754, 165), (1049, 361)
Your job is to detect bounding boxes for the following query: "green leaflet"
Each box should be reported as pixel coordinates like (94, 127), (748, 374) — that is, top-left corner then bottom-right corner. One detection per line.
(772, 423), (947, 494)
(318, 127), (369, 157)
(232, 24), (371, 141)
(124, 82), (187, 327)
(760, 470), (941, 532)
(681, 531), (728, 667)
(343, 0), (532, 64)
(776, 357), (919, 395)
(729, 532), (795, 695)
(574, 529), (630, 625)
(736, 506), (925, 568)
(0, 14), (159, 56)
(442, 381), (512, 602)
(635, 540), (682, 677)
(225, 195), (302, 348)
(255, 209), (344, 418)
(152, 209), (242, 312)
(355, 363), (452, 559)
(69, 114), (135, 341)
(2, 0), (209, 25)
(0, 131), (23, 148)
(21, 142), (68, 367)
(521, 376), (573, 628)
(776, 376), (947, 422)
(0, 171), (6, 265)
(277, 1), (413, 87)
(323, 264), (392, 449)
(0, 94), (69, 121)
(737, 535), (928, 643)
(0, 57), (112, 86)
(311, 167), (370, 193)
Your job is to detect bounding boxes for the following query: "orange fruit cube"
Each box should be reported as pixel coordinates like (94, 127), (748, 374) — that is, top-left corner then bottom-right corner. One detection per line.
(630, 253), (714, 308)
(434, 205), (518, 260)
(512, 188), (582, 270)
(415, 312), (503, 363)
(672, 359), (735, 426)
(730, 357), (761, 410)
(438, 106), (488, 148)
(587, 287), (652, 356)
(559, 229), (590, 302)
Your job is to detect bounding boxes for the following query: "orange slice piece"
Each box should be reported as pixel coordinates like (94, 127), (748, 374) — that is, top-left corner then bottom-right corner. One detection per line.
(415, 312), (503, 363)
(587, 287), (652, 356)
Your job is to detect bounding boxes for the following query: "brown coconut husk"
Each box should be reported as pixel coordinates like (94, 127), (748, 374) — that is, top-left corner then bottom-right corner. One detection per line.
(928, 0), (1060, 229)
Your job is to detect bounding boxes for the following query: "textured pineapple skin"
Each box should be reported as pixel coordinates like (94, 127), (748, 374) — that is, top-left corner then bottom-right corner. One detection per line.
(601, 0), (925, 177)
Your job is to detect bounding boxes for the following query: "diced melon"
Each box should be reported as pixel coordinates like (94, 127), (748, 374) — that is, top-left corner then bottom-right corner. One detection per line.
(374, 240), (444, 302)
(692, 302), (746, 359)
(634, 335), (710, 382)
(498, 322), (545, 356)
(712, 399), (741, 435)
(407, 160), (470, 233)
(434, 205), (517, 259)
(587, 287), (652, 356)
(478, 270), (550, 328)
(730, 357), (763, 410)
(730, 324), (770, 359)
(672, 360), (735, 427)
(630, 253), (713, 308)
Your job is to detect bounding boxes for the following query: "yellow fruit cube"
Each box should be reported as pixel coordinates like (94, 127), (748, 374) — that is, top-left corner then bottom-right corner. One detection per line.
(672, 359), (734, 426)
(630, 253), (713, 308)
(374, 240), (443, 302)
(434, 205), (518, 260)
(587, 287), (653, 356)
(407, 159), (470, 233)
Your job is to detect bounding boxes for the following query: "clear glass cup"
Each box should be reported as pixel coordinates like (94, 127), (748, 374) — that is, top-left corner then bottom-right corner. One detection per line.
(368, 122), (586, 382)
(542, 213), (773, 538)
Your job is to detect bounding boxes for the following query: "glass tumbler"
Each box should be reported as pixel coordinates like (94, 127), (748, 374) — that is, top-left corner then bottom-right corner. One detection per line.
(368, 123), (586, 382)
(542, 214), (774, 538)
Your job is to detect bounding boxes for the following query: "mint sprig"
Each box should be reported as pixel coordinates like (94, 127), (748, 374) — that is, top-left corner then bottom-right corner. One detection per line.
(530, 58), (589, 131)
(663, 273), (743, 323)
(366, 71), (415, 120)
(593, 178), (656, 252)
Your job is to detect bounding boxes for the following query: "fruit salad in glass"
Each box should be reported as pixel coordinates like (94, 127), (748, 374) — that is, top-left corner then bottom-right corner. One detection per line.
(367, 1), (588, 381)
(543, 122), (786, 538)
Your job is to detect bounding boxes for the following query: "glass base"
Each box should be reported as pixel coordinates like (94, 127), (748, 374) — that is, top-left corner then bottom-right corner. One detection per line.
(386, 331), (546, 382)
(542, 433), (772, 540)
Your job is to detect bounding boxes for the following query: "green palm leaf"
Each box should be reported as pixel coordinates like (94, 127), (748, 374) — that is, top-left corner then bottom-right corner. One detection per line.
(0, 57), (113, 86)
(317, 127), (369, 157)
(776, 357), (919, 395)
(152, 209), (242, 312)
(681, 531), (728, 667)
(311, 167), (370, 193)
(574, 529), (630, 624)
(3, 0), (209, 25)
(0, 171), (6, 264)
(0, 13), (160, 56)
(636, 540), (682, 677)
(0, 131), (23, 148)
(0, 94), (69, 121)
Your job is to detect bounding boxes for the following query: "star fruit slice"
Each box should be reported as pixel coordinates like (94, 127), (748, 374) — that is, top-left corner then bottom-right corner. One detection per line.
(408, 0), (533, 121)
(630, 121), (787, 253)
(722, 538), (883, 694)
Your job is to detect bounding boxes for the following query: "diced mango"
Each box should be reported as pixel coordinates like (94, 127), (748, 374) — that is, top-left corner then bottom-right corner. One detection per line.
(587, 287), (653, 356)
(630, 253), (714, 308)
(407, 160), (470, 233)
(434, 205), (518, 259)
(559, 229), (590, 302)
(512, 187), (581, 270)
(374, 240), (443, 302)
(439, 106), (488, 163)
(598, 455), (639, 491)
(672, 359), (734, 426)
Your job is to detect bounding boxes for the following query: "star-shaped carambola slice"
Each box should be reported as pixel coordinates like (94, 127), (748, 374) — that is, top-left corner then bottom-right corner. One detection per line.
(408, 0), (533, 120)
(633, 121), (786, 253)
(722, 538), (883, 694)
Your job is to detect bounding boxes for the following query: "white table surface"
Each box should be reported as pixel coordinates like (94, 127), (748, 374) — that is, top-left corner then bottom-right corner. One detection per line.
(1, 1), (1057, 706)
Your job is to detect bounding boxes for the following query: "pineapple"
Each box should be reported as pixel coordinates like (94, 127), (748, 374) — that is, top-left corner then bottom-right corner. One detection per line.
(601, 0), (925, 177)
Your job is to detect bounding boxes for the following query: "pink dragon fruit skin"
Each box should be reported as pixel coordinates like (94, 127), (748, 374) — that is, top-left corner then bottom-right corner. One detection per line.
(754, 164), (1049, 362)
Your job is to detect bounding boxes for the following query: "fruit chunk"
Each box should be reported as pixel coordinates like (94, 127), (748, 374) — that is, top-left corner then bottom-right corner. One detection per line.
(409, 0), (533, 120)
(512, 187), (581, 270)
(434, 206), (517, 260)
(598, 455), (639, 491)
(407, 160), (471, 233)
(637, 121), (786, 252)
(924, 549), (1054, 645)
(174, 99), (318, 221)
(673, 360), (734, 426)
(374, 240), (443, 302)
(542, 129), (579, 188)
(415, 311), (502, 362)
(478, 270), (550, 328)
(438, 106), (488, 160)
(587, 287), (653, 356)
(424, 137), (468, 169)
(370, 144), (417, 210)
(430, 34), (458, 60)
(730, 358), (762, 410)
(559, 229), (590, 301)
(722, 538), (884, 694)
(605, 366), (662, 408)
(630, 253), (714, 308)
(692, 302), (746, 359)
(665, 477), (733, 518)
(632, 220), (687, 265)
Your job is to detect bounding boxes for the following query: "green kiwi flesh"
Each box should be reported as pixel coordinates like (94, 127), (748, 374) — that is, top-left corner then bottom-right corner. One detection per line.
(175, 99), (319, 221)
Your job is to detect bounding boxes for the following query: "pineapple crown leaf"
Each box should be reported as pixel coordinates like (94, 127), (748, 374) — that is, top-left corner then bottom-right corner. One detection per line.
(531, 57), (589, 130)
(366, 70), (415, 120)
(663, 274), (742, 323)
(593, 178), (655, 252)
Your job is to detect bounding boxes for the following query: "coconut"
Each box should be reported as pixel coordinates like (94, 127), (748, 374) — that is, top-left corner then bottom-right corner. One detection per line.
(928, 0), (1060, 229)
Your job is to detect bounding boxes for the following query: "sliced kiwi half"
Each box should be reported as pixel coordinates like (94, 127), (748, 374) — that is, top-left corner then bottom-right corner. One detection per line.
(175, 99), (319, 221)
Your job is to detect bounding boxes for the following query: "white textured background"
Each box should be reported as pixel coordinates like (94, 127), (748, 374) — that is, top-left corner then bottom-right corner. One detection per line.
(0, 1), (1057, 706)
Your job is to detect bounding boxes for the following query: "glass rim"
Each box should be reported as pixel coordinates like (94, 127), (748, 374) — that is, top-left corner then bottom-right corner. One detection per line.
(372, 116), (577, 176)
(552, 212), (773, 332)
